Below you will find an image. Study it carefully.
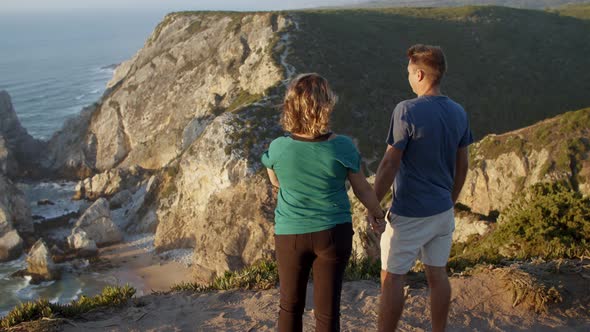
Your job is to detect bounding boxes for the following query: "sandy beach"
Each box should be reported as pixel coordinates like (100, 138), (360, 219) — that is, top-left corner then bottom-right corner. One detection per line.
(90, 236), (196, 296)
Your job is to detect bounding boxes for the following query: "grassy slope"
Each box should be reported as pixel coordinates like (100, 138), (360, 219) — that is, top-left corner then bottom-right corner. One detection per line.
(343, 1), (590, 9)
(287, 6), (590, 167)
(551, 3), (590, 18)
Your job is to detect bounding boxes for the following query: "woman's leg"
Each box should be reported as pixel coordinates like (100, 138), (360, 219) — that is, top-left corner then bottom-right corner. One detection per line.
(311, 223), (353, 332)
(276, 234), (314, 332)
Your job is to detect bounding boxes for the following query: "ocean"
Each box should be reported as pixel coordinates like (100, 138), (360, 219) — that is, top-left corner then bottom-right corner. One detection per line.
(0, 10), (165, 139)
(0, 9), (167, 317)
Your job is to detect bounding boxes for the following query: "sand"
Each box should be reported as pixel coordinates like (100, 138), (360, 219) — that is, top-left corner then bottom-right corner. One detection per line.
(50, 266), (590, 332)
(89, 236), (196, 296)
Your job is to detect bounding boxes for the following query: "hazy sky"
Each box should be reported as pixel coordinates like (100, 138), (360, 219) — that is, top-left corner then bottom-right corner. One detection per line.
(1, 0), (361, 12)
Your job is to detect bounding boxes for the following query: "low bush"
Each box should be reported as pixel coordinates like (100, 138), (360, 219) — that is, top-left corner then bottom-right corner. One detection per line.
(0, 285), (135, 328)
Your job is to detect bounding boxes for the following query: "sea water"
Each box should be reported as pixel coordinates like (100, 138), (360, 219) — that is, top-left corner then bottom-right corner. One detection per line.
(0, 8), (165, 317)
(0, 9), (164, 139)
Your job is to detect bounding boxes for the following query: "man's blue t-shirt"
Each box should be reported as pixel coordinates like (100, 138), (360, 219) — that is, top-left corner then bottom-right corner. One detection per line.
(386, 95), (473, 218)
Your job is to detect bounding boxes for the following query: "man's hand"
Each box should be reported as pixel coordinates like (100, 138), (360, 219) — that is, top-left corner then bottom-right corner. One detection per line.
(366, 210), (386, 234)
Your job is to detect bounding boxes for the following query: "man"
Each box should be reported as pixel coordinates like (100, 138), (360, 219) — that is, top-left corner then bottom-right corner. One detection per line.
(369, 44), (473, 331)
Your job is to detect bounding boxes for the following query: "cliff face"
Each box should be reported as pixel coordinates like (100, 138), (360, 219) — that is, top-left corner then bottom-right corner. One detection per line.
(459, 108), (590, 215)
(17, 8), (589, 278)
(45, 13), (289, 176)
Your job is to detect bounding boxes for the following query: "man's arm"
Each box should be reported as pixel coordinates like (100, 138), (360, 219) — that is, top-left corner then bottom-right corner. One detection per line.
(266, 168), (280, 188)
(374, 145), (403, 203)
(452, 146), (469, 203)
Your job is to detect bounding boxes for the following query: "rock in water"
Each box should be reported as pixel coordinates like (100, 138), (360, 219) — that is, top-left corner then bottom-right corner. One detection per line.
(0, 90), (43, 177)
(73, 198), (123, 246)
(0, 228), (24, 262)
(0, 174), (33, 262)
(26, 239), (60, 282)
(67, 228), (98, 257)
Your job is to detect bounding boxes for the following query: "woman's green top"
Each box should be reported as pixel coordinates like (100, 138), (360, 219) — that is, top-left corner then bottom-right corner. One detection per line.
(261, 135), (361, 235)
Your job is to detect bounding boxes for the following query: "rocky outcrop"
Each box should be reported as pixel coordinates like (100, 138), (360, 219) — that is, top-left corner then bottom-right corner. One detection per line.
(453, 211), (493, 243)
(44, 13), (290, 176)
(72, 198), (122, 246)
(41, 104), (97, 179)
(26, 239), (60, 282)
(73, 166), (147, 201)
(0, 227), (24, 262)
(0, 91), (44, 178)
(458, 108), (590, 215)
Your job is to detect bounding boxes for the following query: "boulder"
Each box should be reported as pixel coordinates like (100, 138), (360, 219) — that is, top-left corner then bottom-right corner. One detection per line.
(73, 198), (123, 246)
(109, 189), (133, 209)
(73, 166), (146, 201)
(453, 212), (492, 243)
(125, 175), (160, 234)
(67, 228), (98, 256)
(26, 239), (60, 282)
(0, 228), (24, 262)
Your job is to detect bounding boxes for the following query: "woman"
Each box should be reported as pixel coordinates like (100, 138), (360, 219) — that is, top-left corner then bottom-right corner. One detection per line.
(261, 73), (385, 332)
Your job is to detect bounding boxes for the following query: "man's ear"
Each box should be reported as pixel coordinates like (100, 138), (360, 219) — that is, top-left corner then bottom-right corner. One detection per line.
(417, 69), (425, 82)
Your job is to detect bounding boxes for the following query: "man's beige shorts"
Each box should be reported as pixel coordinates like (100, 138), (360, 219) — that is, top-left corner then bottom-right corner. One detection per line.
(380, 208), (455, 275)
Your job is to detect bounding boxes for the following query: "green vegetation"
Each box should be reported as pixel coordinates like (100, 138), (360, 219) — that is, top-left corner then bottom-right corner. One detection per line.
(338, 1), (590, 10)
(0, 285), (135, 328)
(172, 260), (279, 292)
(172, 255), (383, 293)
(449, 182), (590, 271)
(288, 7), (590, 168)
(551, 3), (590, 19)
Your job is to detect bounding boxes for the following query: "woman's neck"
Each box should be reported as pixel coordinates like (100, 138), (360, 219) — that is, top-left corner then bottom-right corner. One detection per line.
(291, 131), (333, 142)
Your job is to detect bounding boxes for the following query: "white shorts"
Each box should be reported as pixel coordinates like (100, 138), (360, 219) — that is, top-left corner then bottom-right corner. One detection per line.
(380, 208), (455, 275)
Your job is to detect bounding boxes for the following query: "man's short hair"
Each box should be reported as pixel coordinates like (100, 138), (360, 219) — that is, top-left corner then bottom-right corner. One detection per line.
(407, 44), (446, 85)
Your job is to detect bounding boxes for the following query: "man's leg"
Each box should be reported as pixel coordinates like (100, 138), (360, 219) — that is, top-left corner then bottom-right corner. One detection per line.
(378, 270), (406, 332)
(424, 265), (451, 332)
(420, 209), (455, 332)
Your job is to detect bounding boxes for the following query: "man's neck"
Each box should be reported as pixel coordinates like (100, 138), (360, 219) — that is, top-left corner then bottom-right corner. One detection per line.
(416, 84), (442, 97)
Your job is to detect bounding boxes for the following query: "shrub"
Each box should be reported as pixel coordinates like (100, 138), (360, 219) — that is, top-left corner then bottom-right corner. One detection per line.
(1, 285), (135, 328)
(449, 182), (590, 270)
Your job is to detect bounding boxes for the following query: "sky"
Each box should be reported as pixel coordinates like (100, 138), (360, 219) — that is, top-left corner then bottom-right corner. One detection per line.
(0, 0), (362, 13)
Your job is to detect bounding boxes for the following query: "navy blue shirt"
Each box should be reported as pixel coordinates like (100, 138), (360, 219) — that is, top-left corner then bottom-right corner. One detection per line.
(386, 95), (473, 217)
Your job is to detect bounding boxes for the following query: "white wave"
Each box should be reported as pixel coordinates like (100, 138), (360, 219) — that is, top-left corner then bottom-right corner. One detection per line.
(90, 88), (100, 94)
(75, 94), (86, 100)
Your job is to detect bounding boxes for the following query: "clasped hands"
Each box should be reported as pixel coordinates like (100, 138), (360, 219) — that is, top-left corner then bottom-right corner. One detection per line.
(366, 209), (386, 234)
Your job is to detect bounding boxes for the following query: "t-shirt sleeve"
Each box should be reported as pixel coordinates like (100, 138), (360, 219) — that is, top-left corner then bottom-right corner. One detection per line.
(459, 118), (475, 148)
(261, 139), (279, 169)
(337, 136), (361, 173)
(386, 103), (412, 150)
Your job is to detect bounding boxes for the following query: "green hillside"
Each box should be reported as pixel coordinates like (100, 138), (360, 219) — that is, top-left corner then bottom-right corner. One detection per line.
(341, 0), (590, 9)
(551, 3), (590, 18)
(285, 6), (590, 166)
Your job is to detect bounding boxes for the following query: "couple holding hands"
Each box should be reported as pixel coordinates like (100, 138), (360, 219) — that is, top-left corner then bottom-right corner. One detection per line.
(261, 44), (473, 332)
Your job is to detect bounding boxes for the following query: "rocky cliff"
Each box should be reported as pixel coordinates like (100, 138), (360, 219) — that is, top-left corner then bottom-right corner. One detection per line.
(459, 108), (590, 216)
(3, 7), (590, 278)
(44, 13), (290, 177)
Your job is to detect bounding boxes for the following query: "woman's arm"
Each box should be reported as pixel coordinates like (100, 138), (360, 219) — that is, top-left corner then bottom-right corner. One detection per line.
(266, 168), (280, 188)
(348, 169), (384, 219)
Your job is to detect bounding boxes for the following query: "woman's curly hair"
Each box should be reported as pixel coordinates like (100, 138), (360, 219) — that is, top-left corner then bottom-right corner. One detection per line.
(281, 73), (337, 137)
